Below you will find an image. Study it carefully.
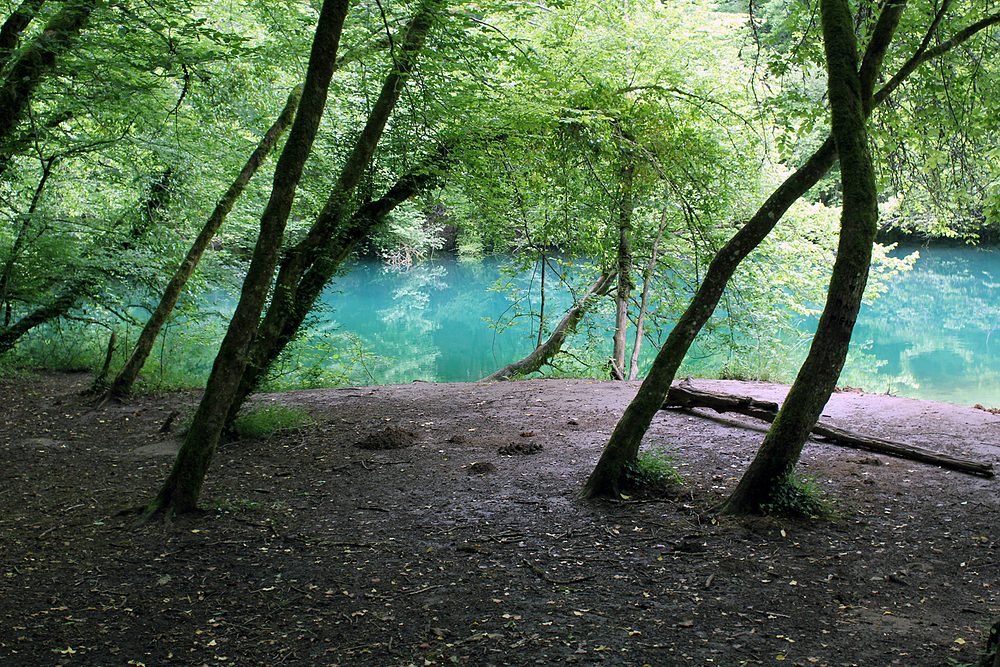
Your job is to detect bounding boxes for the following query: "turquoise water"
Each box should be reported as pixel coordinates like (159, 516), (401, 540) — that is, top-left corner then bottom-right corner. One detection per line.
(308, 247), (1000, 407)
(848, 246), (1000, 407)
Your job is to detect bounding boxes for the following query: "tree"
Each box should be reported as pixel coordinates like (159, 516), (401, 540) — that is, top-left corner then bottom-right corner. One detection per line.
(467, 0), (761, 381)
(723, 0), (889, 514)
(483, 270), (617, 381)
(226, 0), (447, 422)
(0, 1), (280, 361)
(143, 0), (352, 518)
(582, 0), (1000, 499)
(100, 85), (302, 399)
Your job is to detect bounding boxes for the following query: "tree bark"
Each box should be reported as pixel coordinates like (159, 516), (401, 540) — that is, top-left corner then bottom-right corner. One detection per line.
(106, 86), (302, 398)
(0, 1), (97, 149)
(0, 0), (47, 72)
(143, 0), (351, 519)
(225, 0), (444, 421)
(612, 160), (635, 379)
(483, 271), (617, 382)
(581, 0), (917, 500)
(724, 0), (884, 514)
(628, 201), (668, 381)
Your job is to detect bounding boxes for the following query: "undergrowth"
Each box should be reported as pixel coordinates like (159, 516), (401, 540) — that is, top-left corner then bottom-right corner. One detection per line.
(623, 444), (683, 495)
(232, 405), (312, 439)
(761, 470), (833, 518)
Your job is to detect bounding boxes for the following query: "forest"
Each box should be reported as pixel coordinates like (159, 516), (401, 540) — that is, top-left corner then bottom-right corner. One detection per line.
(1, 0), (1000, 663)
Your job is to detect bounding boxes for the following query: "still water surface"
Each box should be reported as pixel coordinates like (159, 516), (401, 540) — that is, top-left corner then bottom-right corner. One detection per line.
(313, 246), (1000, 407)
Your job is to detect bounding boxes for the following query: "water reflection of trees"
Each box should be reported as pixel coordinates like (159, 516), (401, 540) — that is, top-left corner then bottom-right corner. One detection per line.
(849, 248), (1000, 405)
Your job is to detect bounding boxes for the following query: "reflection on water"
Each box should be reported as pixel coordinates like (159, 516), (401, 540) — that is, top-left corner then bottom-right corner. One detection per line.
(847, 246), (1000, 407)
(311, 247), (999, 407)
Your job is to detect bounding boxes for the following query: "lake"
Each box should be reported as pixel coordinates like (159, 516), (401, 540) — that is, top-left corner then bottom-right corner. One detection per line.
(303, 246), (1000, 408)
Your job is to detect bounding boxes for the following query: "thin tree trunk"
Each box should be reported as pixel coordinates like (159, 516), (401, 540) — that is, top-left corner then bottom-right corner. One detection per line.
(106, 86), (302, 398)
(537, 254), (546, 348)
(628, 201), (668, 381)
(143, 0), (351, 519)
(612, 160), (635, 380)
(484, 271), (617, 381)
(724, 0), (884, 515)
(582, 0), (913, 499)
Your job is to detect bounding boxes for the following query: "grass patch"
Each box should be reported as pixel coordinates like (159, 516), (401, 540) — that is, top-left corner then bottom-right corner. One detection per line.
(623, 444), (683, 496)
(761, 472), (834, 518)
(232, 405), (312, 439)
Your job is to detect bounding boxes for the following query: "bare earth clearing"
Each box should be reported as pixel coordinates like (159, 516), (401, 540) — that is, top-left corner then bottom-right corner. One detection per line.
(1, 371), (998, 666)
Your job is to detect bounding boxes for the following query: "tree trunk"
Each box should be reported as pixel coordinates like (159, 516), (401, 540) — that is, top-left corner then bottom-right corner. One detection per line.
(612, 157), (635, 379)
(0, 0), (47, 71)
(0, 277), (96, 355)
(143, 0), (351, 519)
(106, 86), (301, 398)
(0, 1), (97, 148)
(581, 0), (912, 500)
(724, 0), (884, 514)
(628, 201), (668, 381)
(483, 271), (617, 381)
(225, 0), (443, 421)
(537, 254), (546, 348)
(226, 139), (456, 422)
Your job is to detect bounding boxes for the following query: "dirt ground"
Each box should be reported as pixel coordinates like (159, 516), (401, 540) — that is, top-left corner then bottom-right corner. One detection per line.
(1, 370), (998, 667)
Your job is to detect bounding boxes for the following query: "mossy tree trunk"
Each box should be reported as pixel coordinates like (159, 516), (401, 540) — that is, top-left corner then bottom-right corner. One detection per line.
(106, 86), (302, 399)
(225, 0), (444, 421)
(0, 1), (97, 155)
(723, 0), (884, 515)
(143, 0), (351, 519)
(582, 0), (910, 500)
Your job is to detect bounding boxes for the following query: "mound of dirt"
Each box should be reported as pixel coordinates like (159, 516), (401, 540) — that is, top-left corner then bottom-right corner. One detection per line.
(498, 441), (543, 455)
(354, 426), (421, 450)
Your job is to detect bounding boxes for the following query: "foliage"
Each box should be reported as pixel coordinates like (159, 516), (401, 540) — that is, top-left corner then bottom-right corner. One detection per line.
(622, 444), (684, 492)
(262, 329), (393, 390)
(231, 404), (312, 440)
(759, 467), (832, 517)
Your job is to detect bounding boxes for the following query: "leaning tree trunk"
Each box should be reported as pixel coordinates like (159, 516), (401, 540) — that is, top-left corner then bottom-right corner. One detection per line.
(723, 0), (883, 515)
(223, 0), (443, 421)
(105, 86), (301, 399)
(226, 139), (457, 423)
(0, 1), (97, 151)
(581, 0), (911, 500)
(483, 271), (617, 382)
(143, 0), (350, 519)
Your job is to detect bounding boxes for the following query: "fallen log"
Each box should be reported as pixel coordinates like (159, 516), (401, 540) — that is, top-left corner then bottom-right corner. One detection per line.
(663, 382), (995, 478)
